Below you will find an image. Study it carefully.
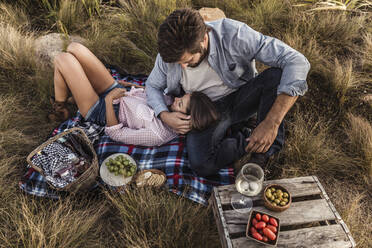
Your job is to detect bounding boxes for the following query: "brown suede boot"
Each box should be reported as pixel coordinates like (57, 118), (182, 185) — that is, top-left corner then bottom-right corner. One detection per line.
(48, 97), (70, 122)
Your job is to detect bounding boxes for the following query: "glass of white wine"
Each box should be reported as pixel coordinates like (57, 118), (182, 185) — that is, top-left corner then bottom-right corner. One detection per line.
(231, 163), (264, 213)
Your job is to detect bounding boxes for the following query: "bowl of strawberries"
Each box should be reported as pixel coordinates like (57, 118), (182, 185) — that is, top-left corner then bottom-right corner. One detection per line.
(246, 210), (280, 246)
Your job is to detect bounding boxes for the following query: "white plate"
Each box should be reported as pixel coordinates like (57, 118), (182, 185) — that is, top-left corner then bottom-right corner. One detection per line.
(100, 153), (137, 187)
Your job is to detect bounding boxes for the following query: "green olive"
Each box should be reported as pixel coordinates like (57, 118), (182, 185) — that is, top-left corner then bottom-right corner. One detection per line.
(283, 192), (289, 198)
(274, 199), (280, 204)
(280, 201), (286, 206)
(283, 198), (288, 203)
(270, 195), (275, 201)
(266, 188), (272, 193)
(265, 191), (272, 198)
(272, 202), (277, 206)
(271, 187), (276, 192)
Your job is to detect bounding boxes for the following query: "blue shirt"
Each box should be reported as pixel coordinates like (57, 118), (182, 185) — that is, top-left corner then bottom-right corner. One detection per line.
(146, 18), (311, 116)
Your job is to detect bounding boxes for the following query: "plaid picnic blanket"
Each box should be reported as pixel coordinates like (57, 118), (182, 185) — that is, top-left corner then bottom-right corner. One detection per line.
(19, 71), (234, 205)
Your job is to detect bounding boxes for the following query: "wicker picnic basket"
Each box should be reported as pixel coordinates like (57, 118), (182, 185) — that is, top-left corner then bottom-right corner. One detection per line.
(26, 127), (99, 193)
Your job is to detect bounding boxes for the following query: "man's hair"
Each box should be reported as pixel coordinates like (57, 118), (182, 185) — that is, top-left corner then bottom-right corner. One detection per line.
(158, 8), (209, 63)
(188, 92), (219, 131)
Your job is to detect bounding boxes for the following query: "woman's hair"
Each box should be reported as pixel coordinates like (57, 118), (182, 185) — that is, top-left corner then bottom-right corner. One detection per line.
(157, 8), (210, 63)
(187, 92), (219, 131)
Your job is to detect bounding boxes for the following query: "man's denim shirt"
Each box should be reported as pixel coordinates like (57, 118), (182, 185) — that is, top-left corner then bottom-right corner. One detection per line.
(146, 18), (311, 117)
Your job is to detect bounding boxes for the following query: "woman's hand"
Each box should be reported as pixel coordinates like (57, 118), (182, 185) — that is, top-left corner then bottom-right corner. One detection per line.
(105, 88), (126, 102)
(118, 80), (145, 88)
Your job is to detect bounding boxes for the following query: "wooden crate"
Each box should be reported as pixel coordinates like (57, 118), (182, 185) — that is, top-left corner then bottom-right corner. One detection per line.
(209, 176), (356, 248)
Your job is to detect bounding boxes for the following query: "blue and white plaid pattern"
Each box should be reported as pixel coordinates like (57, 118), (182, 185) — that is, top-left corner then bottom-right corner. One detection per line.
(19, 73), (234, 205)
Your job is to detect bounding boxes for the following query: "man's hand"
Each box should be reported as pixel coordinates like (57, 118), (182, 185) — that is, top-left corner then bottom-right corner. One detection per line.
(245, 94), (298, 153)
(105, 88), (126, 101)
(245, 119), (279, 153)
(160, 111), (191, 134)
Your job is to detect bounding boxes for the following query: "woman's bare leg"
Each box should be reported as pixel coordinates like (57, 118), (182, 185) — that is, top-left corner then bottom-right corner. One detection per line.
(54, 65), (69, 101)
(54, 52), (99, 117)
(66, 42), (115, 94)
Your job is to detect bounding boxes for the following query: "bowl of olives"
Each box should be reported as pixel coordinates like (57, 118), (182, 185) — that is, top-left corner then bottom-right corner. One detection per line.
(263, 184), (291, 212)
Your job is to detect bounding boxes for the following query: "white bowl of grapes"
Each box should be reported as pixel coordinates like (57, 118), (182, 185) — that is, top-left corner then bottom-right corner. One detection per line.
(100, 153), (137, 187)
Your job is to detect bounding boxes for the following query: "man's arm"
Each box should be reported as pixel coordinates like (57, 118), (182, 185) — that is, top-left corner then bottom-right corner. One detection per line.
(231, 20), (310, 153)
(146, 54), (191, 134)
(245, 94), (298, 153)
(231, 20), (310, 97)
(146, 54), (171, 116)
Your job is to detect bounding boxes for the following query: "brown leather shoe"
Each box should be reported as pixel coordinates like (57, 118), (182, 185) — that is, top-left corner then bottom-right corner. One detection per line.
(47, 97), (70, 122)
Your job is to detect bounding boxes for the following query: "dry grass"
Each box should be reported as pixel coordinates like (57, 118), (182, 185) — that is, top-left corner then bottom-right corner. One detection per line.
(361, 33), (372, 73)
(85, 0), (191, 74)
(106, 187), (219, 248)
(295, 0), (372, 12)
(0, 0), (371, 247)
(0, 196), (107, 248)
(280, 112), (355, 178)
(0, 23), (37, 85)
(344, 114), (372, 185)
(0, 3), (30, 29)
(326, 58), (359, 106)
(322, 179), (372, 248)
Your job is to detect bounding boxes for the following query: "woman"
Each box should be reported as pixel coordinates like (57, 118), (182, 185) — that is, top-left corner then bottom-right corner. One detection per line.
(49, 43), (219, 146)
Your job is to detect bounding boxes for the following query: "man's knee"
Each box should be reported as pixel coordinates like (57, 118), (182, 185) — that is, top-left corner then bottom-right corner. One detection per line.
(262, 68), (282, 88)
(266, 67), (282, 78)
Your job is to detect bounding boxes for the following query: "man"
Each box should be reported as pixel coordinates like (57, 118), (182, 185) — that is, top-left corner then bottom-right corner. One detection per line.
(145, 8), (310, 177)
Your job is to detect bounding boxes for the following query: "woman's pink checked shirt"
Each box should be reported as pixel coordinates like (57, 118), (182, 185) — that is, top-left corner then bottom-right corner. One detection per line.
(104, 87), (177, 146)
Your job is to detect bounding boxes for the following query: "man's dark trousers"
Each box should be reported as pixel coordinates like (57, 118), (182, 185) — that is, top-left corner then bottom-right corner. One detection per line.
(186, 68), (285, 177)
